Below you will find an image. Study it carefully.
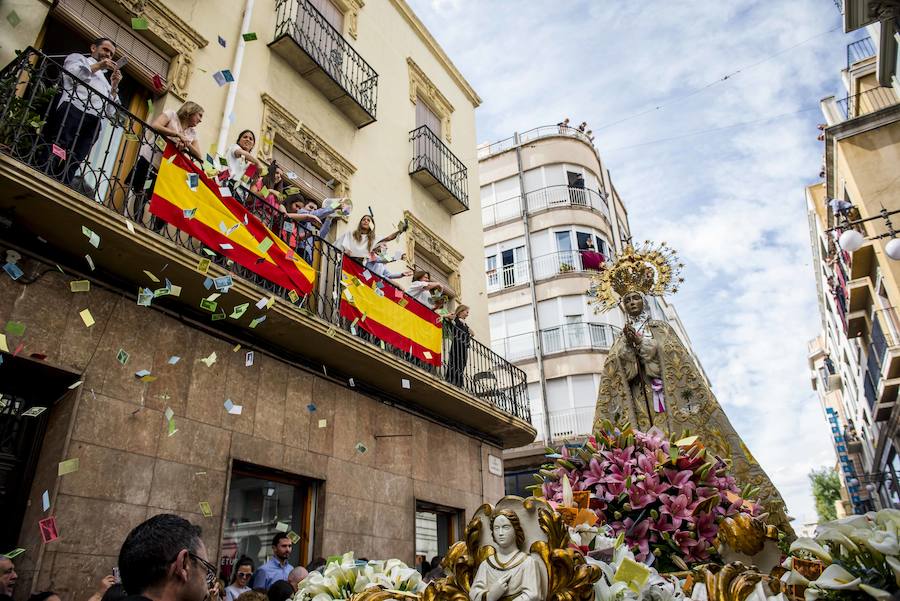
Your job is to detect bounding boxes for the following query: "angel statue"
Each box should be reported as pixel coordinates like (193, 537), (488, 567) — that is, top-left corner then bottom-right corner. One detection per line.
(589, 242), (790, 529)
(469, 510), (544, 601)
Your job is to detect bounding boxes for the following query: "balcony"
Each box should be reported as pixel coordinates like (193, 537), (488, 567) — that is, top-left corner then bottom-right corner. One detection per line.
(875, 378), (899, 421)
(409, 125), (469, 214)
(477, 124), (595, 160)
(481, 185), (610, 229)
(848, 276), (873, 312)
(540, 322), (619, 355)
(529, 407), (595, 442)
(532, 250), (605, 281)
(835, 87), (900, 120)
(0, 49), (535, 447)
(491, 332), (537, 363)
(271, 0), (377, 127)
(486, 260), (530, 293)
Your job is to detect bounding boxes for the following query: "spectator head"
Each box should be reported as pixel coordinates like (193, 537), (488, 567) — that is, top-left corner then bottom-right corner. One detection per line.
(430, 556), (443, 570)
(231, 556), (254, 586)
(287, 566), (308, 592)
(90, 37), (116, 61)
(305, 557), (326, 573)
(266, 580), (294, 601)
(236, 592), (266, 601)
(236, 130), (256, 152)
(101, 584), (127, 601)
(28, 593), (60, 601)
(304, 200), (320, 211)
(413, 270), (431, 283)
(271, 533), (292, 561)
(284, 193), (305, 213)
(263, 163), (285, 191)
(177, 101), (204, 128)
(455, 304), (470, 320)
(0, 558), (16, 595)
(118, 514), (211, 601)
(563, 118), (570, 125)
(353, 215), (376, 248)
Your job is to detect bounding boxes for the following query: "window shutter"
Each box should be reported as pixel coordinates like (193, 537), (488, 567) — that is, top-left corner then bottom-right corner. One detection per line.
(272, 145), (329, 203)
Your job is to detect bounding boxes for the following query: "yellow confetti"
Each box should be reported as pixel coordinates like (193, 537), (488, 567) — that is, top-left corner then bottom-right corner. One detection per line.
(199, 501), (212, 517)
(0, 333), (8, 352)
(79, 309), (95, 327)
(58, 458), (80, 476)
(70, 280), (90, 292)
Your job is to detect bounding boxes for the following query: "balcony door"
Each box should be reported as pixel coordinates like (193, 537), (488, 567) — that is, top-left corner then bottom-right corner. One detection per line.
(567, 170), (586, 206)
(416, 96), (442, 137)
(565, 314), (585, 348)
(555, 231), (575, 272)
(308, 0), (344, 32)
(501, 246), (525, 288)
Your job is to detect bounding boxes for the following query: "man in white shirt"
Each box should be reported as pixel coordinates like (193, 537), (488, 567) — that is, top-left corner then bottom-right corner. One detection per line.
(48, 37), (122, 185)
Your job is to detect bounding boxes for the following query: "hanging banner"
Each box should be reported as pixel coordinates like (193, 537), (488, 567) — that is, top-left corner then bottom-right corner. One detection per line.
(149, 145), (315, 296)
(339, 256), (442, 367)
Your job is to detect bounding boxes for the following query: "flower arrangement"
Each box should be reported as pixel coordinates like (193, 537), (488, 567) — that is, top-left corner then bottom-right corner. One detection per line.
(294, 553), (425, 601)
(536, 421), (763, 571)
(782, 509), (900, 600)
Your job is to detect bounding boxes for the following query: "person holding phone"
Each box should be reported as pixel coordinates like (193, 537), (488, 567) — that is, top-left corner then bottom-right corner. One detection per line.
(44, 37), (123, 186)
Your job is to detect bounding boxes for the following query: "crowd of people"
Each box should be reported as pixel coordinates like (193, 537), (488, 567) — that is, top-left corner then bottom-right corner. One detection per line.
(27, 37), (477, 386)
(0, 517), (450, 601)
(555, 117), (594, 143)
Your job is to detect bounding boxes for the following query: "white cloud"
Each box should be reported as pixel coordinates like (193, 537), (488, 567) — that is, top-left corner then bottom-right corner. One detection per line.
(407, 0), (848, 525)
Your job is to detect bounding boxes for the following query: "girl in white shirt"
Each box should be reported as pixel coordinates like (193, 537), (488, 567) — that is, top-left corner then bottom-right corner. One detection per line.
(226, 129), (264, 184)
(335, 215), (402, 262)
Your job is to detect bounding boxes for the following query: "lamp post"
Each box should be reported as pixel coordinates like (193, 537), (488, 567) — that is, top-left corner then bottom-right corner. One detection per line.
(828, 205), (900, 256)
(855, 469), (900, 510)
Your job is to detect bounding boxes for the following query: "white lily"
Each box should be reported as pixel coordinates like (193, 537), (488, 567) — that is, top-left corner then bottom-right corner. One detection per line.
(876, 508), (900, 529)
(780, 557), (793, 570)
(865, 528), (900, 556)
(809, 564), (860, 590)
(886, 554), (900, 587)
(814, 528), (859, 553)
(789, 537), (833, 563)
(860, 584), (894, 600)
(594, 577), (632, 601)
(781, 570), (809, 587)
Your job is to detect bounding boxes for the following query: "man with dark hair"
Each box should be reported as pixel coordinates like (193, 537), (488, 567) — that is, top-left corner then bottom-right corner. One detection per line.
(264, 581), (293, 601)
(249, 534), (293, 591)
(117, 514), (214, 601)
(47, 36), (122, 185)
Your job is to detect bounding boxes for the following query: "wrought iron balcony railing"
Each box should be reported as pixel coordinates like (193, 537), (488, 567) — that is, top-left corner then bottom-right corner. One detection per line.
(531, 249), (606, 280)
(540, 322), (619, 354)
(836, 86), (900, 120)
(482, 185), (611, 228)
(409, 124), (469, 213)
(0, 48), (529, 422)
(272, 0), (377, 127)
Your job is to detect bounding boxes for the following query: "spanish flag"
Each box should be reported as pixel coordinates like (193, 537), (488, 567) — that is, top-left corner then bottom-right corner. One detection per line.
(149, 145), (315, 296)
(339, 257), (442, 367)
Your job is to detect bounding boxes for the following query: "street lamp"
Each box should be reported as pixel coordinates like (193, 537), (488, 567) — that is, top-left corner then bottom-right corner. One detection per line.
(829, 205), (900, 258)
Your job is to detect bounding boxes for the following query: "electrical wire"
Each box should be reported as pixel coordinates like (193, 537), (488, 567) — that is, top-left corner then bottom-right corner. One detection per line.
(594, 25), (841, 132)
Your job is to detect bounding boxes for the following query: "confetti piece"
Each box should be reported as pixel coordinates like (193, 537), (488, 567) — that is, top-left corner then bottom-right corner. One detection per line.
(167, 417), (178, 437)
(249, 316), (265, 329)
(143, 270), (160, 283)
(213, 70), (234, 86)
(2, 548), (25, 559)
(5, 321), (25, 336)
(306, 403), (317, 413)
(318, 419), (327, 428)
(211, 311), (226, 321)
(275, 521), (289, 532)
(168, 356), (180, 365)
(287, 531), (300, 544)
(164, 407), (174, 422)
(70, 279), (90, 292)
(79, 309), (95, 327)
(131, 17), (148, 30)
(3, 263), (23, 280)
(85, 254), (95, 271)
(68, 380), (83, 389)
(266, 296), (275, 309)
(39, 516), (59, 544)
(40, 490), (50, 512)
(117, 349), (130, 365)
(423, 351), (432, 360)
(348, 378), (355, 387)
(184, 208), (197, 219)
(231, 303), (249, 319)
(125, 220), (136, 234)
(58, 458), (79, 476)
(135, 369), (152, 378)
(186, 173), (199, 190)
(675, 435), (699, 447)
(224, 399), (242, 415)
(22, 406), (47, 417)
(220, 243), (234, 250)
(200, 352), (217, 367)
(233, 344), (241, 352)
(197, 258), (211, 274)
(199, 501), (213, 517)
(152, 73), (164, 91)
(242, 32), (258, 41)
(355, 442), (367, 454)
(401, 378), (410, 389)
(218, 35), (227, 47)
(245, 351), (254, 367)
(137, 288), (153, 306)
(51, 144), (66, 160)
(6, 10), (21, 27)
(288, 290), (299, 303)
(213, 275), (232, 290)
(82, 226), (100, 248)
(257, 237), (273, 253)
(206, 293), (221, 302)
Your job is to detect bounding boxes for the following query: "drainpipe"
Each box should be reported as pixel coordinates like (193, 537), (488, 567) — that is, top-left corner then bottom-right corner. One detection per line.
(514, 133), (552, 445)
(216, 0), (255, 155)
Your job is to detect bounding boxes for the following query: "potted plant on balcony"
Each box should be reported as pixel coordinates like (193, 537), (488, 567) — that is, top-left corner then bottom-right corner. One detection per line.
(559, 262), (574, 273)
(0, 56), (58, 158)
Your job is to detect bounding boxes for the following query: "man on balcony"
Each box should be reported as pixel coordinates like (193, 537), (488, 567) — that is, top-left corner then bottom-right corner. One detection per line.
(45, 37), (122, 187)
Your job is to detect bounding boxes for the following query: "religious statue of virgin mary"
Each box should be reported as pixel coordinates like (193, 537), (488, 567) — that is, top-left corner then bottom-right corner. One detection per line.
(589, 242), (790, 527)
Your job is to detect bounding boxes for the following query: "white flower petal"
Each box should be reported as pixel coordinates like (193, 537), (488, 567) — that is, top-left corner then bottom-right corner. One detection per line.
(810, 564), (860, 590)
(860, 584), (894, 601)
(789, 537), (833, 563)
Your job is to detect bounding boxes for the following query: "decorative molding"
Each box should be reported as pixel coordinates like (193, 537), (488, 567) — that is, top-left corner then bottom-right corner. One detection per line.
(103, 0), (208, 99)
(868, 0), (900, 20)
(259, 93), (357, 197)
(407, 58), (455, 142)
(332, 0), (364, 39)
(403, 209), (463, 295)
(388, 0), (481, 107)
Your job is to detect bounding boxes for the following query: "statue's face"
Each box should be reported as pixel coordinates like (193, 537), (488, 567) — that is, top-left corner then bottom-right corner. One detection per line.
(492, 515), (515, 547)
(622, 292), (645, 317)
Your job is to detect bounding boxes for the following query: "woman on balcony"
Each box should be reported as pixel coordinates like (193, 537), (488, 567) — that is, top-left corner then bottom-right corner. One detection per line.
(226, 130), (266, 186)
(447, 304), (471, 387)
(335, 214), (402, 263)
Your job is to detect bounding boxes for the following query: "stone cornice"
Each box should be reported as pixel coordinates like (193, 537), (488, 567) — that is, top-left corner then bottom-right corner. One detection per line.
(388, 0), (481, 107)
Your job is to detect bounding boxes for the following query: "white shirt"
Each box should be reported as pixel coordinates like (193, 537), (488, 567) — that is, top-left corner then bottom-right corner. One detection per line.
(224, 585), (249, 601)
(59, 53), (119, 118)
(226, 143), (250, 182)
(407, 281), (434, 308)
(335, 231), (373, 259)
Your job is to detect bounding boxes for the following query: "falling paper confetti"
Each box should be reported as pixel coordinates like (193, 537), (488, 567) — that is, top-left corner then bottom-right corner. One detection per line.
(2, 548), (25, 559)
(22, 407), (47, 417)
(117, 349), (130, 365)
(355, 442), (367, 454)
(306, 403), (316, 412)
(248, 316), (265, 329)
(275, 522), (289, 533)
(242, 32), (258, 41)
(58, 458), (80, 476)
(218, 35), (227, 47)
(79, 309), (95, 328)
(348, 378), (355, 387)
(70, 280), (90, 293)
(5, 321), (25, 336)
(6, 10), (21, 27)
(318, 419), (327, 428)
(39, 516), (59, 544)
(287, 531), (300, 544)
(197, 258), (211, 274)
(199, 501), (213, 517)
(143, 270), (160, 283)
(257, 237), (273, 253)
(167, 356), (180, 365)
(41, 491), (50, 512)
(224, 399), (242, 415)
(401, 379), (410, 389)
(68, 380), (83, 389)
(131, 17), (148, 30)
(82, 226), (100, 248)
(200, 352), (217, 367)
(3, 263), (23, 280)
(85, 254), (95, 271)
(245, 351), (254, 367)
(231, 303), (249, 319)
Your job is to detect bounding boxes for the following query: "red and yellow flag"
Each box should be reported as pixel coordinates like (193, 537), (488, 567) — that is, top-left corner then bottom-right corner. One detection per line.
(339, 256), (442, 367)
(149, 146), (315, 296)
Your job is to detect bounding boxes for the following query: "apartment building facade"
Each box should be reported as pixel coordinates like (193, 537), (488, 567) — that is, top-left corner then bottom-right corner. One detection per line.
(0, 1), (534, 599)
(806, 0), (900, 512)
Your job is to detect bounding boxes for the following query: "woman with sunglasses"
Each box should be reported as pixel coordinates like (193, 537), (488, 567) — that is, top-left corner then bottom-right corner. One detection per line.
(225, 557), (255, 601)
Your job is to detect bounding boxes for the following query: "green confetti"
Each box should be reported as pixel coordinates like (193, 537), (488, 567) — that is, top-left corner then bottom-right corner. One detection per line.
(257, 237), (273, 253)
(117, 349), (130, 365)
(241, 32), (258, 42)
(131, 17), (149, 30)
(5, 321), (25, 337)
(199, 299), (217, 313)
(6, 10), (21, 28)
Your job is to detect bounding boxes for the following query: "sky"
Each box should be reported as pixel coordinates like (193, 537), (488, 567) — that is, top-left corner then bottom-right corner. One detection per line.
(405, 0), (854, 528)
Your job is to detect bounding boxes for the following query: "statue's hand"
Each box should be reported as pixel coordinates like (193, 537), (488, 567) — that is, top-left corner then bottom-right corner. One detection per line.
(486, 575), (510, 601)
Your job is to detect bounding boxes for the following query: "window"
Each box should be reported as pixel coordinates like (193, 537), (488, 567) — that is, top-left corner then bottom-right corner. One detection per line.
(272, 145), (331, 204)
(416, 96), (442, 137)
(415, 501), (463, 562)
(504, 470), (537, 498)
(309, 0), (344, 32)
(222, 462), (319, 579)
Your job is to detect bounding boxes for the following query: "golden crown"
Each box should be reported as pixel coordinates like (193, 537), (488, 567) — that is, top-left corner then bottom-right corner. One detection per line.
(588, 241), (684, 313)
